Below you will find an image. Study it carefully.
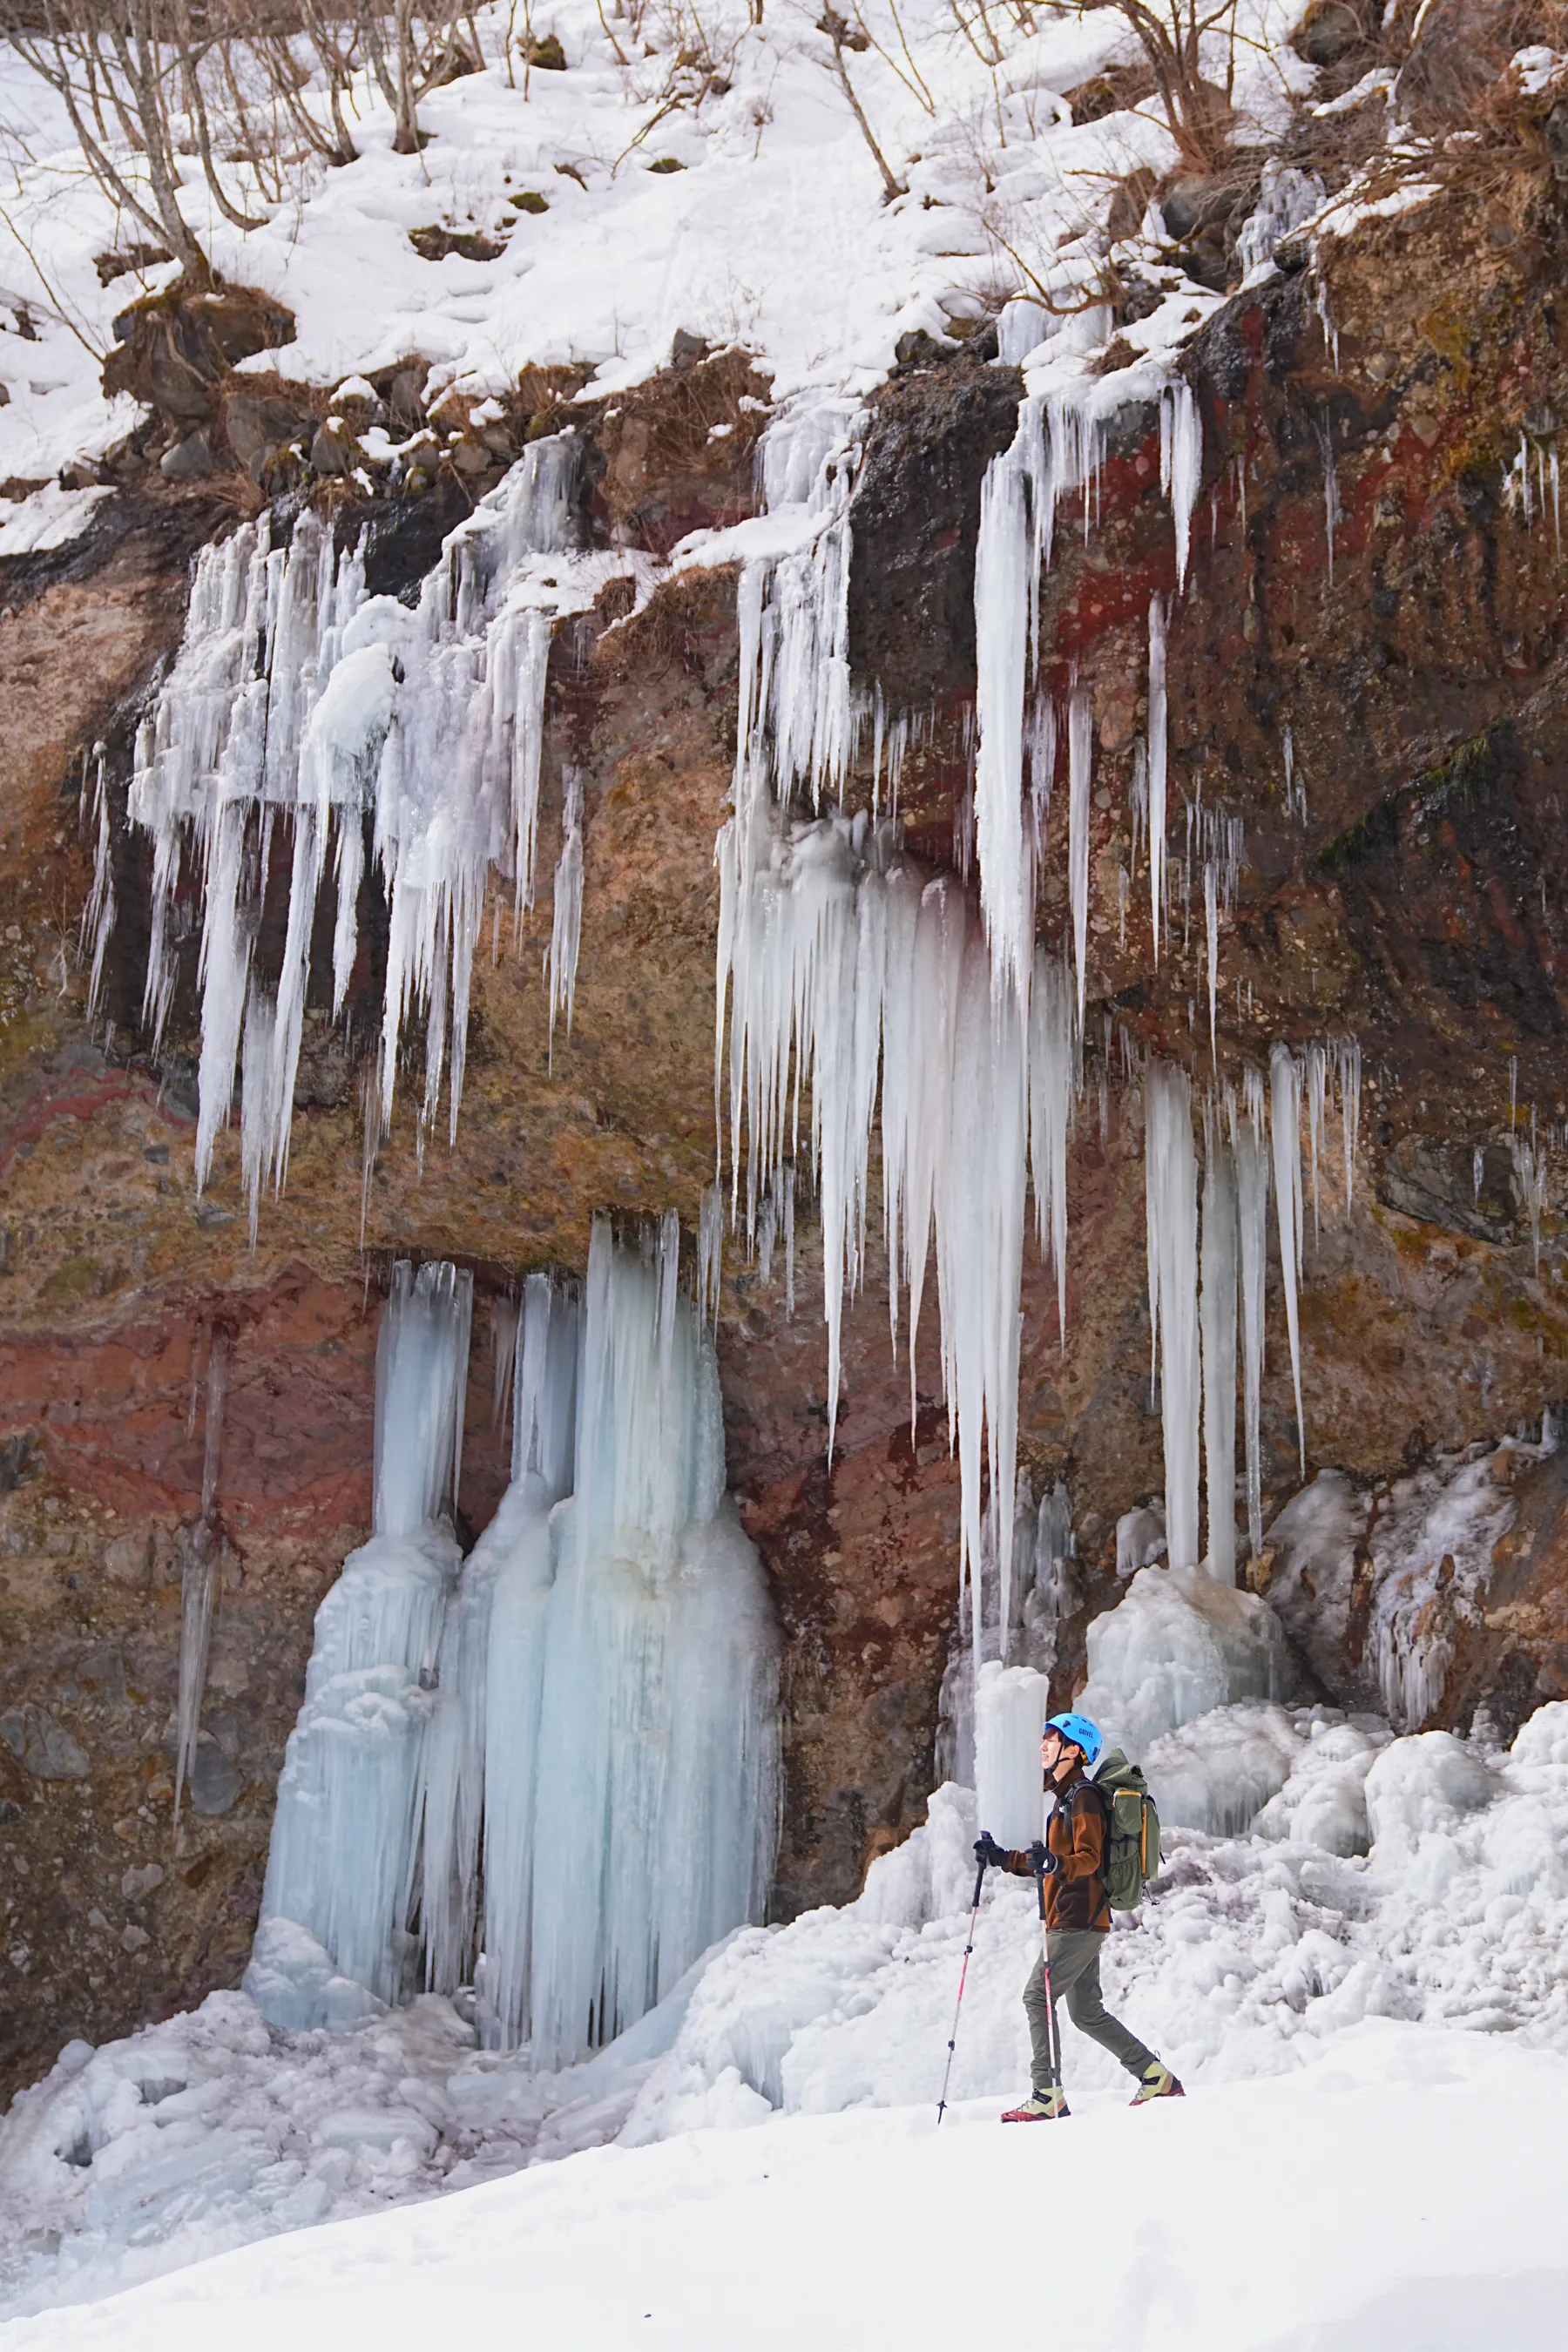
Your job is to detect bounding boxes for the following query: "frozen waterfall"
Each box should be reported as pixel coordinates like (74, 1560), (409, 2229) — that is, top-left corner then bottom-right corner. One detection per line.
(246, 1233), (780, 2061)
(245, 1260), (473, 2028)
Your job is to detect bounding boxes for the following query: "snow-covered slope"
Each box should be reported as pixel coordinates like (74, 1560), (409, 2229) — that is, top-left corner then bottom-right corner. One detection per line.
(3, 2025), (1566, 2352)
(0, 0), (1309, 496)
(5, 1697), (1568, 2324)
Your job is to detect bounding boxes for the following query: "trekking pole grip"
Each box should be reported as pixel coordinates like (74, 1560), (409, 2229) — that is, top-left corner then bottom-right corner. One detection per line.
(970, 1856), (987, 1910)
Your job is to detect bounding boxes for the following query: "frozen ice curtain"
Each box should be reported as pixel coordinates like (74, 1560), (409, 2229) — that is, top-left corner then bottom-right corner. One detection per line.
(247, 1230), (781, 2059)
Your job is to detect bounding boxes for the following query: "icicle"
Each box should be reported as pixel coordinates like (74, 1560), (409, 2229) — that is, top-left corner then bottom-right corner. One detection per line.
(1067, 681), (1092, 1021)
(245, 1265), (471, 2025)
(1029, 953), (1075, 1352)
(973, 436), (1033, 1003)
(1204, 857), (1219, 1062)
(524, 1219), (780, 2064)
(1148, 598), (1168, 966)
(1146, 1064), (1200, 1571)
(1237, 1077), (1269, 1562)
(1336, 1033), (1361, 1210)
(1027, 693), (1057, 864)
(1305, 1042), (1327, 1242)
(375, 1260), (474, 1536)
(79, 746), (117, 1018)
(1159, 382), (1202, 591)
(1270, 1044), (1307, 1473)
(698, 1180), (724, 1331)
(547, 764), (585, 1064)
(1200, 1120), (1238, 1583)
(1512, 1124), (1548, 1273)
(1316, 409), (1342, 587)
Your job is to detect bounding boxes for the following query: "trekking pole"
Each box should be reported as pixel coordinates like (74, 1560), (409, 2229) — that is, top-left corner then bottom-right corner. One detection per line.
(1031, 1845), (1062, 2092)
(936, 1855), (988, 2126)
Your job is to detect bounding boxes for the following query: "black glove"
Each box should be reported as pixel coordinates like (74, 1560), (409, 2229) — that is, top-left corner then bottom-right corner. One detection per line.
(1028, 1839), (1060, 1878)
(973, 1832), (1008, 1869)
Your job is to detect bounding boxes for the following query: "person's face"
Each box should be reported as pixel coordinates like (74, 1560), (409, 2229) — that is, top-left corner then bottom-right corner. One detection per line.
(1040, 1729), (1080, 1782)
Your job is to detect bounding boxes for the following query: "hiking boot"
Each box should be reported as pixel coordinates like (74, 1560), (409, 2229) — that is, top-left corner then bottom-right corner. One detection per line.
(1001, 2088), (1070, 2121)
(1130, 2062), (1184, 2105)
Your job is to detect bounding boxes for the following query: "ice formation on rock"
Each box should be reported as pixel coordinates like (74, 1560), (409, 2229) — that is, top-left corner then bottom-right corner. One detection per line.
(1146, 1064), (1201, 1572)
(967, 381), (1201, 1005)
(1200, 1119), (1238, 1585)
(718, 792), (1077, 1642)
(1270, 1042), (1307, 1470)
(248, 1233), (779, 2060)
(246, 1260), (473, 2028)
(974, 1659), (1052, 1848)
(120, 442), (624, 1232)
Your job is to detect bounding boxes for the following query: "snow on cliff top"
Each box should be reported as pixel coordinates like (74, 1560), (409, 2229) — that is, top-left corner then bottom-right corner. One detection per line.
(0, 0), (1311, 500)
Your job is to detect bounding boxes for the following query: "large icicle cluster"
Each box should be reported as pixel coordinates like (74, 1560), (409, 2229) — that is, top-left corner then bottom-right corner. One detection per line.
(1142, 1044), (1362, 1581)
(718, 414), (1085, 1652)
(719, 387), (1369, 1698)
(246, 1233), (780, 2063)
(117, 443), (625, 1233)
(719, 805), (1077, 1650)
(969, 379), (1202, 1002)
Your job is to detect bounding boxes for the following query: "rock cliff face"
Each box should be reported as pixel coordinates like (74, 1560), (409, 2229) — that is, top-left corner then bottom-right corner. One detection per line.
(4, 177), (1568, 2105)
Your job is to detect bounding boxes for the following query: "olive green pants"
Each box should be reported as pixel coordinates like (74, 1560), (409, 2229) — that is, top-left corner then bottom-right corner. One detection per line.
(1023, 1929), (1154, 2091)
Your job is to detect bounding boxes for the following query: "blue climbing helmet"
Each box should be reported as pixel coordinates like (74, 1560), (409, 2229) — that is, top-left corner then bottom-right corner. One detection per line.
(1044, 1711), (1104, 1769)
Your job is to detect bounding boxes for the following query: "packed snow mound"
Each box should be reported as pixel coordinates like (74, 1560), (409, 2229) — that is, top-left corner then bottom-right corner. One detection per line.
(1075, 1561), (1294, 1754)
(1144, 1700), (1309, 1837)
(8, 1704), (1568, 2321)
(6, 2031), (1568, 2352)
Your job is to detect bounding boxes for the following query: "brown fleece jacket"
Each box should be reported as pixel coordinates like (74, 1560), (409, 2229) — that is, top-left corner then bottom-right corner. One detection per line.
(998, 1769), (1112, 1933)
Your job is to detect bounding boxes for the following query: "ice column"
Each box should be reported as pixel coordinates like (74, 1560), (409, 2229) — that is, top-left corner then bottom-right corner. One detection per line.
(1029, 954), (1075, 1349)
(1270, 1044), (1307, 1472)
(1160, 382), (1202, 592)
(1236, 1101), (1270, 1562)
(244, 1260), (472, 2029)
(1067, 682), (1092, 1020)
(1200, 1122), (1238, 1583)
(1148, 597), (1168, 963)
(525, 1216), (780, 2065)
(472, 1273), (582, 2041)
(973, 434), (1032, 1002)
(1146, 1065), (1201, 1571)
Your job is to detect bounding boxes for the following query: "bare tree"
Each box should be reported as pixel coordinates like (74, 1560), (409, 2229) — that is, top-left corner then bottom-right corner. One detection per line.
(1, 0), (237, 280)
(0, 2), (446, 280)
(1064, 0), (1242, 172)
(815, 8), (906, 201)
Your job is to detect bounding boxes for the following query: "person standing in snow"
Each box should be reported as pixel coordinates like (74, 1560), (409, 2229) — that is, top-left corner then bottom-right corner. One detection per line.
(974, 1711), (1183, 2121)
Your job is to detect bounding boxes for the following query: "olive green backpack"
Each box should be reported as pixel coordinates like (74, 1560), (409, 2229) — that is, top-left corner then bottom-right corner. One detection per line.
(1092, 1749), (1161, 1910)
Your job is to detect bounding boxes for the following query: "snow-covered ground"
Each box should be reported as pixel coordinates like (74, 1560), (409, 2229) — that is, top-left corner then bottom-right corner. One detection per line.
(3, 2024), (1566, 2352)
(0, 0), (1312, 501)
(5, 1693), (1568, 2327)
